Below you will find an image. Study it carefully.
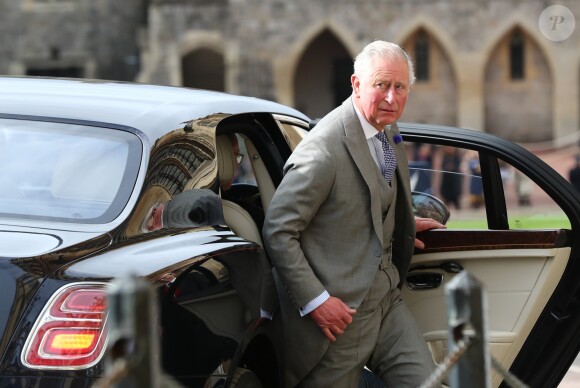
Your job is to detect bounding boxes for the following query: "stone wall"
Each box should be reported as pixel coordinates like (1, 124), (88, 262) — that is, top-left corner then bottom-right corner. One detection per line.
(1, 0), (145, 80)
(1, 0), (578, 143)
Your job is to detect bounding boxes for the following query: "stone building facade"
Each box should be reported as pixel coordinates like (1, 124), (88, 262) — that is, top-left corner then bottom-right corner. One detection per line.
(1, 0), (146, 83)
(2, 0), (579, 143)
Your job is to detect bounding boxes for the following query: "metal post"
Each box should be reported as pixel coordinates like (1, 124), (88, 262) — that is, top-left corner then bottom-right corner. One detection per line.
(103, 275), (162, 388)
(445, 271), (491, 388)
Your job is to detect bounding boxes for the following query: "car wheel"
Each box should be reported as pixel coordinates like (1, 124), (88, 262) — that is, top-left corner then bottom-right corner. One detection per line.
(229, 367), (262, 388)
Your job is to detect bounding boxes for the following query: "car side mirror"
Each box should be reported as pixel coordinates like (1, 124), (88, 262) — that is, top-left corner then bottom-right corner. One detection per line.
(411, 191), (450, 225)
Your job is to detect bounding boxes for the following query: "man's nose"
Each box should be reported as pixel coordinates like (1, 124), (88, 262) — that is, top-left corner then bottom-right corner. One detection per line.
(384, 87), (395, 103)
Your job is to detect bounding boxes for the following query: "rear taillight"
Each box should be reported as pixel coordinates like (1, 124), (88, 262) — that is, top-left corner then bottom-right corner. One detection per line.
(22, 283), (108, 369)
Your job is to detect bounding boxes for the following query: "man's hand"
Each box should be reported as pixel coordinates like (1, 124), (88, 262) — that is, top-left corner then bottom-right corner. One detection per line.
(310, 296), (357, 341)
(415, 217), (446, 249)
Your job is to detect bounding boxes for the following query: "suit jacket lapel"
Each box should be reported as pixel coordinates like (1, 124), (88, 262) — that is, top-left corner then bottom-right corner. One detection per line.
(340, 98), (384, 245)
(388, 122), (414, 219)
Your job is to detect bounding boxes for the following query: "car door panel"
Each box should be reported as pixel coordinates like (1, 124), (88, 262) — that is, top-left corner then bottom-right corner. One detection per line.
(404, 230), (571, 387)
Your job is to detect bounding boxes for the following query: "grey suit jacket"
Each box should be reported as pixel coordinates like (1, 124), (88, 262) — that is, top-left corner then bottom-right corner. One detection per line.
(262, 97), (416, 387)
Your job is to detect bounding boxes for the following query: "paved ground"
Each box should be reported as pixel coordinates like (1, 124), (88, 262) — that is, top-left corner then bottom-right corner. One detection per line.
(506, 143), (578, 208)
(531, 144), (578, 190)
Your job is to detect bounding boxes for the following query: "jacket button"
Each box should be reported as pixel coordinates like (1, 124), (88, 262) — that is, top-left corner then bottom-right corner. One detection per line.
(375, 249), (382, 257)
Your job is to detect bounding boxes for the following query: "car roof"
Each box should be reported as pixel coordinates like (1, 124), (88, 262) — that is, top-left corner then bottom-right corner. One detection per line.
(0, 76), (309, 136)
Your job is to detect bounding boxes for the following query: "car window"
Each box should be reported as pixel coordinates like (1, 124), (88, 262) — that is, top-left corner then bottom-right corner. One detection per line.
(406, 141), (571, 230)
(501, 162), (571, 229)
(0, 118), (141, 223)
(407, 143), (487, 229)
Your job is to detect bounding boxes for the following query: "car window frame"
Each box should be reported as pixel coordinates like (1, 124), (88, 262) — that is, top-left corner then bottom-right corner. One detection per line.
(272, 114), (310, 152)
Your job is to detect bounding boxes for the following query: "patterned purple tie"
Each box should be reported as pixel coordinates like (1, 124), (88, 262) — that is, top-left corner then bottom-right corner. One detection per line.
(376, 131), (397, 183)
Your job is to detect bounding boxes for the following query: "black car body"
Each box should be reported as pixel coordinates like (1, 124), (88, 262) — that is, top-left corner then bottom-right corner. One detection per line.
(0, 77), (310, 387)
(1, 76), (579, 387)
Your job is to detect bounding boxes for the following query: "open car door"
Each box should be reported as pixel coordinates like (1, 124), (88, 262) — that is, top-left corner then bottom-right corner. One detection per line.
(399, 123), (580, 387)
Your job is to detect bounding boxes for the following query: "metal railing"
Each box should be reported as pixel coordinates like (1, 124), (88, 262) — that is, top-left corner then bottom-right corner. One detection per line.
(420, 271), (529, 388)
(96, 275), (182, 388)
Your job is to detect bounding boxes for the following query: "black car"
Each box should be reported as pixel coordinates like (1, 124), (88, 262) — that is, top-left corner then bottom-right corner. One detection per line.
(0, 76), (579, 387)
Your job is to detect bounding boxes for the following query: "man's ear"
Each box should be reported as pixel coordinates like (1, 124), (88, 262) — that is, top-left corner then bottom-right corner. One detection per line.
(351, 74), (360, 97)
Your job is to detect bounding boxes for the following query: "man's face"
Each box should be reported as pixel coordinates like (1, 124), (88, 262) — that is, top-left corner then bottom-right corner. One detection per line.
(145, 202), (164, 232)
(351, 56), (410, 131)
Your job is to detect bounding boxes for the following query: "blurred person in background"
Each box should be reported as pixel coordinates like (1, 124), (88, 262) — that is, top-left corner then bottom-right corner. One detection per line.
(569, 154), (580, 194)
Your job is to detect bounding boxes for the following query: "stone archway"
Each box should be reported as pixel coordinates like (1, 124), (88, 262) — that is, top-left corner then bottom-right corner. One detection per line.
(181, 48), (225, 92)
(292, 29), (352, 119)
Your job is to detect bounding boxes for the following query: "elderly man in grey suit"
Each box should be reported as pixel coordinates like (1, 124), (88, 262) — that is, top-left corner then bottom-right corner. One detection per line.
(263, 40), (445, 387)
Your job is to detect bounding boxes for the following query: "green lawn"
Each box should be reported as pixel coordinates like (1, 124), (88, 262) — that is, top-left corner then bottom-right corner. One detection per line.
(447, 214), (571, 230)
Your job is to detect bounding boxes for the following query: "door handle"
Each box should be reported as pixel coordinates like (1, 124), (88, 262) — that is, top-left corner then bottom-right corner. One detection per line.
(406, 272), (443, 290)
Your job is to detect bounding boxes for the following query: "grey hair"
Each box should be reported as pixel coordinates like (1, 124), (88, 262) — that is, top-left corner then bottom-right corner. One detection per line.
(353, 40), (416, 86)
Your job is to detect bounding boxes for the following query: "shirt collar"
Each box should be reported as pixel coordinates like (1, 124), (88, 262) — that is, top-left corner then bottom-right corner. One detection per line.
(352, 101), (390, 140)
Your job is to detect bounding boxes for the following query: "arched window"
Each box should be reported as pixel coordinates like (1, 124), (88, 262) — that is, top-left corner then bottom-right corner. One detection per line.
(415, 31), (430, 82)
(510, 31), (525, 80)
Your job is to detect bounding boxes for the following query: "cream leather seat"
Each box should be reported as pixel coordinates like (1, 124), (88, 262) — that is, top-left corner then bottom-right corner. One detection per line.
(216, 135), (263, 246)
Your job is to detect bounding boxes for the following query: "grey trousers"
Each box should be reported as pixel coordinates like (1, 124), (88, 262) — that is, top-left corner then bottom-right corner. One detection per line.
(298, 265), (436, 388)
